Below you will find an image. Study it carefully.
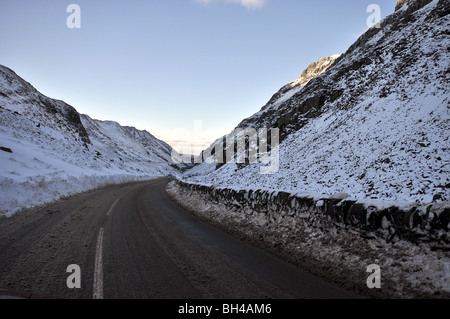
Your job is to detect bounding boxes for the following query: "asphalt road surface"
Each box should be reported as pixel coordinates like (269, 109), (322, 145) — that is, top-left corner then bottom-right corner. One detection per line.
(0, 178), (357, 299)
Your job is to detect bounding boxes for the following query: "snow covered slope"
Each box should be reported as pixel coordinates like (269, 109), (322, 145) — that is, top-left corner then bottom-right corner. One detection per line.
(80, 114), (177, 175)
(186, 0), (450, 206)
(0, 65), (178, 216)
(187, 55), (341, 176)
(0, 65), (90, 146)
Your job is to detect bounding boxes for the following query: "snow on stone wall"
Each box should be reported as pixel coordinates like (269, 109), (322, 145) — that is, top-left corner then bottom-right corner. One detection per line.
(176, 180), (450, 247)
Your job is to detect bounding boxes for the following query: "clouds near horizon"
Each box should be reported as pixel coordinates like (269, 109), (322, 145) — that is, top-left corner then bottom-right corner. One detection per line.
(194, 0), (266, 10)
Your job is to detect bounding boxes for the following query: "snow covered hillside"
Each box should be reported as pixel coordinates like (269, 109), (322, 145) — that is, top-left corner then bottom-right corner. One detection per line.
(189, 54), (342, 177)
(185, 0), (450, 206)
(80, 114), (178, 174)
(0, 65), (179, 217)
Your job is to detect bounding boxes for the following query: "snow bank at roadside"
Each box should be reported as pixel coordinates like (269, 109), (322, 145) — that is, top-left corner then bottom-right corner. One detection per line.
(0, 174), (157, 217)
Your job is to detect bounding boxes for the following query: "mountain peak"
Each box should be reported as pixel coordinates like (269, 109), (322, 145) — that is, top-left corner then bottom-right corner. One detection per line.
(256, 54), (340, 115)
(395, 0), (434, 12)
(290, 55), (341, 87)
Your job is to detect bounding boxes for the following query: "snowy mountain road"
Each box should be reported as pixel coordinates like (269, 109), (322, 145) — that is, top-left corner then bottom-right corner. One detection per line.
(0, 178), (357, 299)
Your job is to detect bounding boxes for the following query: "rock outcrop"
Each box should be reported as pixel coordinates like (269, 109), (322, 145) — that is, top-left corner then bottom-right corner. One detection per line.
(395, 0), (434, 12)
(0, 65), (91, 146)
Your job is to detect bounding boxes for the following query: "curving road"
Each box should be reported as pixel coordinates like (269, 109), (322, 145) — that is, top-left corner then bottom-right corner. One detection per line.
(0, 178), (357, 299)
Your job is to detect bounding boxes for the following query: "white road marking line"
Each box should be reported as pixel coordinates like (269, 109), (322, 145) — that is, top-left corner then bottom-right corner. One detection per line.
(106, 198), (120, 216)
(93, 228), (104, 299)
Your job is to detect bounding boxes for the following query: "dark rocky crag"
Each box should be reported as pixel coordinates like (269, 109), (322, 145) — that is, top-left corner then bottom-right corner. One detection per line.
(0, 65), (91, 146)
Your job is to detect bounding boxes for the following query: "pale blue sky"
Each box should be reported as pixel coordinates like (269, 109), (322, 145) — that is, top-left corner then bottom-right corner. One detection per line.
(0, 0), (395, 153)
